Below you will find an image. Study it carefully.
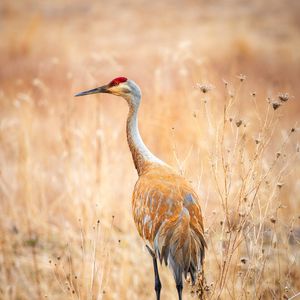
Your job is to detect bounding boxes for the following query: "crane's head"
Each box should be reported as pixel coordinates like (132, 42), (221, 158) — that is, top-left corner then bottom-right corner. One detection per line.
(75, 77), (141, 105)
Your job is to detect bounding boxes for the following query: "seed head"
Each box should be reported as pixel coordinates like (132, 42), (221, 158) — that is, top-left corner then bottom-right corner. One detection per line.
(197, 83), (214, 94)
(278, 93), (289, 102)
(270, 216), (276, 224)
(235, 120), (243, 127)
(255, 138), (261, 144)
(284, 286), (289, 292)
(204, 285), (210, 291)
(237, 74), (246, 82)
(277, 182), (284, 189)
(272, 102), (281, 110)
(229, 91), (235, 98)
(240, 257), (248, 264)
(239, 211), (245, 217)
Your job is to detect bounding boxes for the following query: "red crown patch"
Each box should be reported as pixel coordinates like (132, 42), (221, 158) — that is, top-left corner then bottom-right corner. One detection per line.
(109, 77), (128, 87)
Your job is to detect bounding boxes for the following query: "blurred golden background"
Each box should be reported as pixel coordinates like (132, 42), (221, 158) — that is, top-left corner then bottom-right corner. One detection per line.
(0, 0), (299, 299)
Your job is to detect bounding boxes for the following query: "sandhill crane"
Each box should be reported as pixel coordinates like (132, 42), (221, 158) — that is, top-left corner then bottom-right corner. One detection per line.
(75, 77), (206, 300)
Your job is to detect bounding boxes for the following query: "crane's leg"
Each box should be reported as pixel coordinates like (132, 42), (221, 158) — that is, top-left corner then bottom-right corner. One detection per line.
(176, 277), (183, 300)
(146, 245), (162, 300)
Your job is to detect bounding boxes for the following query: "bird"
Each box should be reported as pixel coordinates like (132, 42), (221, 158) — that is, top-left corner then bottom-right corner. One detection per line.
(75, 77), (206, 300)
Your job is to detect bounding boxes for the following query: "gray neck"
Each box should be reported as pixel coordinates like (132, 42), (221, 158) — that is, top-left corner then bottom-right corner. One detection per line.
(125, 93), (165, 174)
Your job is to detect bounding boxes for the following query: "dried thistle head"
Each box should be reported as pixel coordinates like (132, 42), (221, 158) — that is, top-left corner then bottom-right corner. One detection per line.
(237, 74), (246, 82)
(278, 92), (289, 102)
(272, 102), (281, 110)
(255, 138), (261, 144)
(240, 257), (248, 264)
(222, 79), (228, 87)
(236, 120), (243, 127)
(197, 83), (214, 93)
(277, 182), (284, 188)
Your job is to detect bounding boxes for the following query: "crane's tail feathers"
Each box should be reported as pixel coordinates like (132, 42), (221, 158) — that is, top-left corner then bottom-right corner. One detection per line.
(153, 208), (205, 286)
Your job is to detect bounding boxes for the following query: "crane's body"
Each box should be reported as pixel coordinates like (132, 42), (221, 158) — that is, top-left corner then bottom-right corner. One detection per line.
(133, 162), (205, 283)
(75, 77), (206, 300)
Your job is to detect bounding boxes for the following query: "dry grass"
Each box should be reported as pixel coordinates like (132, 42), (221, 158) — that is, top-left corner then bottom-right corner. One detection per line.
(0, 0), (300, 299)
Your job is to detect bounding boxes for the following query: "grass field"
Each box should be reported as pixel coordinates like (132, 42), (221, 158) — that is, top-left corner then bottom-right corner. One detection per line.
(0, 0), (300, 299)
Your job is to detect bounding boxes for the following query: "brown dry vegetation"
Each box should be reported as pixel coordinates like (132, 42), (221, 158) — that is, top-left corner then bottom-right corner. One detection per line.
(0, 0), (300, 299)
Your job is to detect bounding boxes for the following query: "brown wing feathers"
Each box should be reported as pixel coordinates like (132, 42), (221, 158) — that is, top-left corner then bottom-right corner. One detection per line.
(132, 164), (206, 285)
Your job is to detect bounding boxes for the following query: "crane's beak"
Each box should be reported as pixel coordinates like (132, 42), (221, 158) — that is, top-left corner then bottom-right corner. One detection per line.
(74, 84), (111, 97)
